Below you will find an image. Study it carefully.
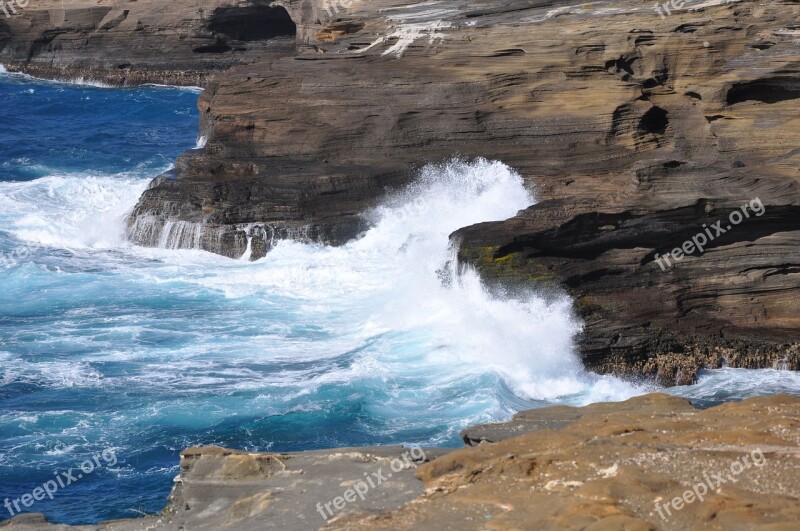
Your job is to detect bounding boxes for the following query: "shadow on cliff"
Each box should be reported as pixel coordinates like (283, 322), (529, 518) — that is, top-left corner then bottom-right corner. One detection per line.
(196, 3), (296, 54)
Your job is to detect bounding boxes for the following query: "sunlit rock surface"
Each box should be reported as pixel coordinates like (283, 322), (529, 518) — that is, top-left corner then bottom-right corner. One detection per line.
(5, 394), (799, 530)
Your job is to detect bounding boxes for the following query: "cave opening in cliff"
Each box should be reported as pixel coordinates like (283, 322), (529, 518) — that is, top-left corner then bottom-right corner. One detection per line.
(207, 4), (296, 42)
(726, 77), (800, 105)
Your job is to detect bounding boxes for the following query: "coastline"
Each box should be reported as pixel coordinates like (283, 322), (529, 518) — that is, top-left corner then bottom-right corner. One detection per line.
(3, 393), (799, 529)
(3, 0), (799, 382)
(1, 0), (799, 527)
(0, 64), (203, 91)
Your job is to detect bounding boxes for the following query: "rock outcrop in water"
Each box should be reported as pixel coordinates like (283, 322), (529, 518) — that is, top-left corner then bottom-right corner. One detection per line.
(5, 394), (800, 529)
(2, 0), (799, 380)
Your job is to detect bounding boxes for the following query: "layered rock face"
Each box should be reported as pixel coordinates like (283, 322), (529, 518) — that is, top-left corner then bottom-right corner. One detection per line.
(441, 1), (800, 382)
(3, 0), (799, 378)
(128, 0), (800, 380)
(0, 0), (298, 85)
(5, 394), (800, 530)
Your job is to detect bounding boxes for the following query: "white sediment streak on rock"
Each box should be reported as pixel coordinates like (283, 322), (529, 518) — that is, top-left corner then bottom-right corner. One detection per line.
(381, 20), (452, 57)
(688, 0), (741, 10)
(350, 2), (455, 57)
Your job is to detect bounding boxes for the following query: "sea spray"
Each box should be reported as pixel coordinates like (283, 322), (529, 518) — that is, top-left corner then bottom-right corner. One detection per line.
(0, 173), (151, 249)
(1, 45), (799, 528)
(157, 158), (641, 403)
(0, 76), (653, 524)
(348, 158), (586, 399)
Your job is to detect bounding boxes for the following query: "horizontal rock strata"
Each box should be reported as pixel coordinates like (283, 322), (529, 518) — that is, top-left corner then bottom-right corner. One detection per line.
(0, 0), (298, 85)
(3, 0), (799, 376)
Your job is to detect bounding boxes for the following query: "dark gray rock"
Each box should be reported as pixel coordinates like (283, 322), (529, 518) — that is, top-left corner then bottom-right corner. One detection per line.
(0, 1), (297, 86)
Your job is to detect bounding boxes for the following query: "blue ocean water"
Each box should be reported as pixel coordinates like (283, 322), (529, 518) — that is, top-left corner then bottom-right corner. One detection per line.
(1, 70), (799, 525)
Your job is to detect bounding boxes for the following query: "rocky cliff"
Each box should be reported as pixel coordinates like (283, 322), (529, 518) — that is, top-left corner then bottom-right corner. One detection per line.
(2, 0), (799, 380)
(0, 0), (297, 85)
(4, 394), (800, 529)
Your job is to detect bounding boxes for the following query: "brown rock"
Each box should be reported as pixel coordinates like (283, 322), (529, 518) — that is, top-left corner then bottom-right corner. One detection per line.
(4, 1), (799, 376)
(332, 394), (800, 530)
(126, 0), (800, 377)
(1, 445), (445, 530)
(0, 0), (297, 86)
(5, 394), (799, 530)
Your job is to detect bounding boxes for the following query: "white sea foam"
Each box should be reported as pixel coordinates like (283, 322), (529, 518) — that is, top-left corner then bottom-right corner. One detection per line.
(671, 367), (800, 402)
(2, 159), (649, 405)
(63, 77), (115, 88)
(134, 158), (645, 402)
(143, 83), (203, 93)
(0, 172), (152, 249)
(44, 444), (79, 456)
(3, 359), (104, 389)
(0, 67), (199, 91)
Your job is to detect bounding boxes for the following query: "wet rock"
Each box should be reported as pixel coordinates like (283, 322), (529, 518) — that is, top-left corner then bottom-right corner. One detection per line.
(4, 0), (799, 377)
(123, 0), (800, 377)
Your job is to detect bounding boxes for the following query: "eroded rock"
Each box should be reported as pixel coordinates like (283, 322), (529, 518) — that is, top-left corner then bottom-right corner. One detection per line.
(334, 394), (800, 530)
(4, 0), (799, 379)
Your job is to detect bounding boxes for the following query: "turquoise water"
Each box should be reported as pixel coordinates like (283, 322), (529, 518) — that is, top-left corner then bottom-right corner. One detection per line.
(1, 71), (798, 525)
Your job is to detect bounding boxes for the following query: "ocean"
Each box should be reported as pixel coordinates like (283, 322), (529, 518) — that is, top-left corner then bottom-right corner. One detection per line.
(1, 70), (798, 524)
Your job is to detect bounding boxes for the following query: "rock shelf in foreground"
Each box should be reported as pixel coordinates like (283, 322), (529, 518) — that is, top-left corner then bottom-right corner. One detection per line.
(3, 394), (800, 530)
